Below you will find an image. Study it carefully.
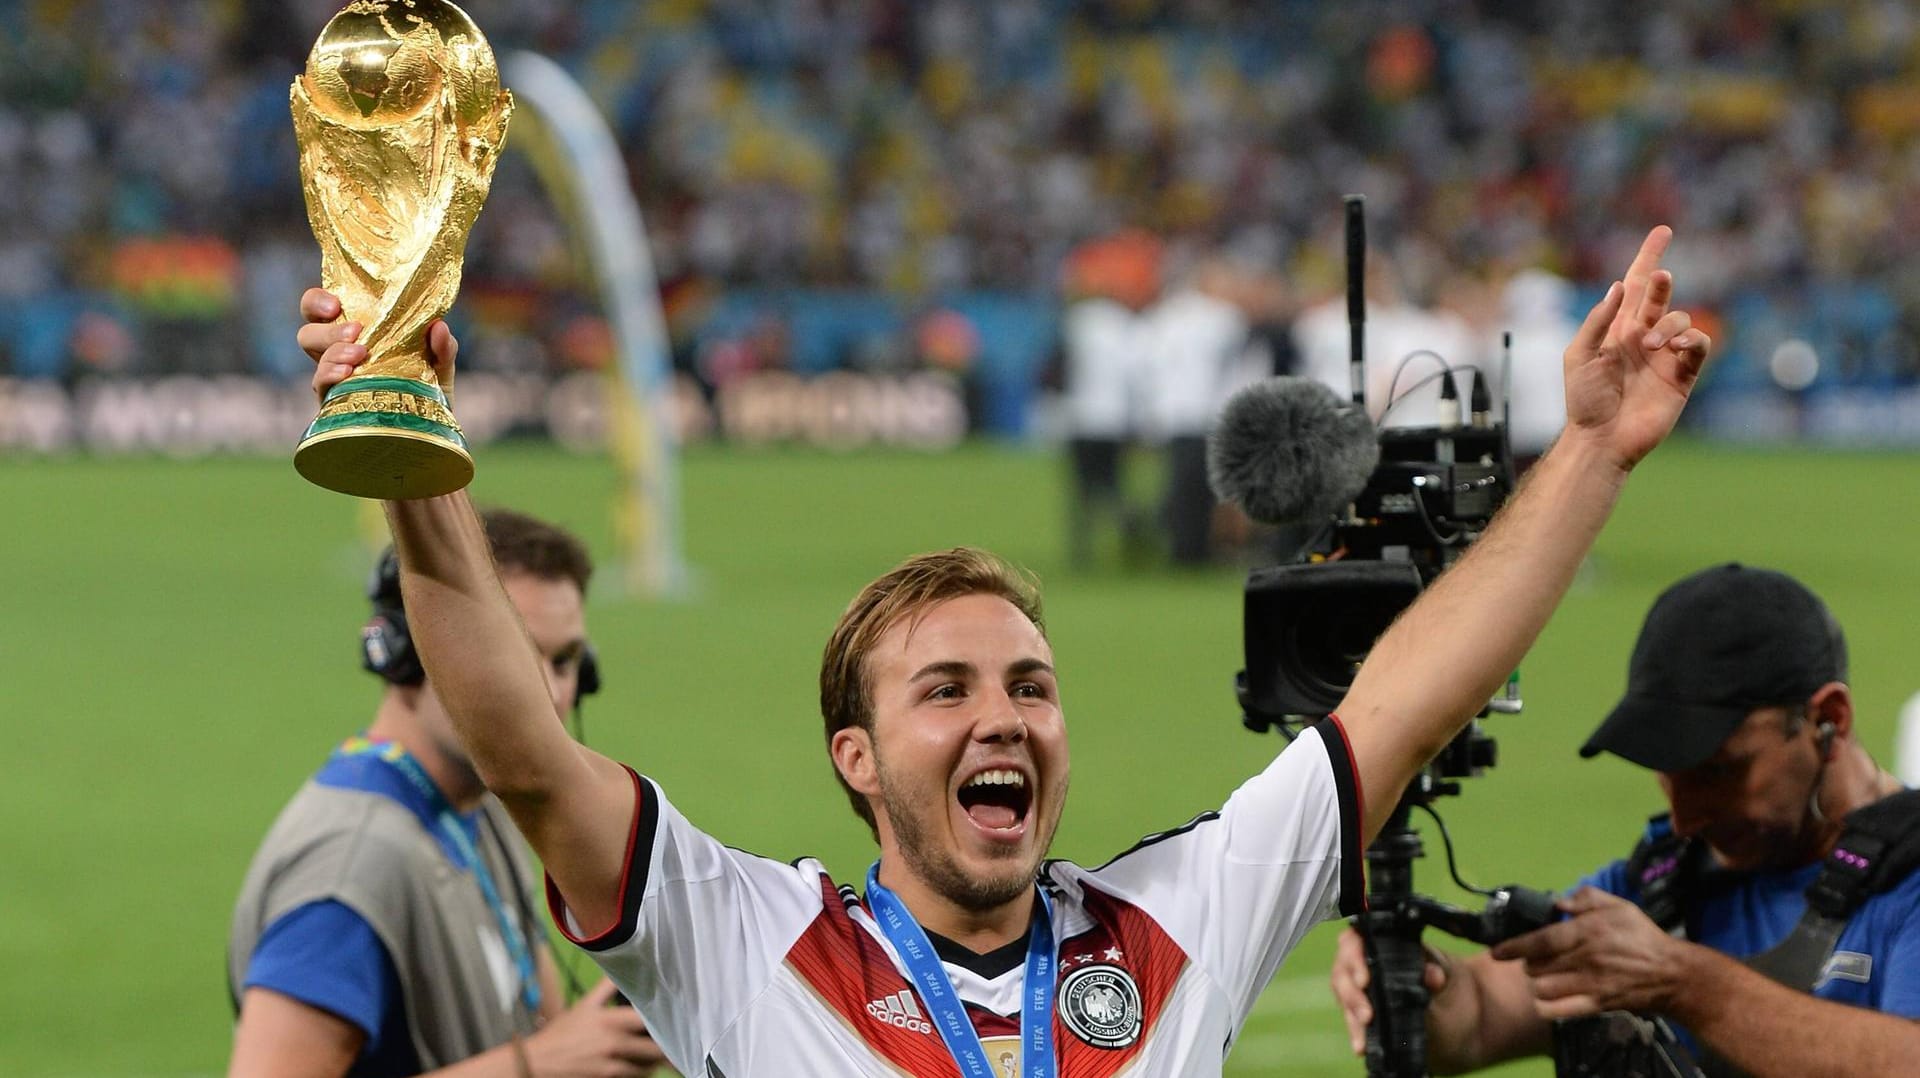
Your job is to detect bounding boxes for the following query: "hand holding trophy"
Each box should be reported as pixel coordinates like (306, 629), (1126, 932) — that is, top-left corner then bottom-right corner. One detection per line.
(291, 0), (511, 499)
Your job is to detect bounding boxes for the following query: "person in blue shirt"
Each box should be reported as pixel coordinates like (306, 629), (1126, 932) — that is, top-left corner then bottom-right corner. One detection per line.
(227, 508), (665, 1078)
(1331, 563), (1920, 1076)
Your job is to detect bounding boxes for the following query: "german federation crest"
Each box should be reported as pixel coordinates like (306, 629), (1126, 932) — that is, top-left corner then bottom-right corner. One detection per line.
(1058, 964), (1142, 1048)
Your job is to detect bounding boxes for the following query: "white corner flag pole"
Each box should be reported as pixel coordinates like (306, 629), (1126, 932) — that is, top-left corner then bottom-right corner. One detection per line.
(503, 50), (688, 598)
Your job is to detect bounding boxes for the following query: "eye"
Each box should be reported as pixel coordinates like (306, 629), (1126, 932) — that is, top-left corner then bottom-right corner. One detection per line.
(1011, 681), (1045, 699)
(547, 643), (584, 677)
(1693, 757), (1746, 784)
(927, 683), (964, 702)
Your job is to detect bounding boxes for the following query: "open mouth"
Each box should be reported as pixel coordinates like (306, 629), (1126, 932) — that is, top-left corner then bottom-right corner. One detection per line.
(956, 769), (1032, 832)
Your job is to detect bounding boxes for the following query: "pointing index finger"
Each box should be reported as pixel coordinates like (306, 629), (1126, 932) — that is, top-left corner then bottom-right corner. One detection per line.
(1615, 226), (1673, 328)
(1622, 226), (1673, 288)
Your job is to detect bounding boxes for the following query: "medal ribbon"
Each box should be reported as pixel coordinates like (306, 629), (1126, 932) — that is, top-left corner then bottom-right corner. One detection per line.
(865, 861), (1057, 1078)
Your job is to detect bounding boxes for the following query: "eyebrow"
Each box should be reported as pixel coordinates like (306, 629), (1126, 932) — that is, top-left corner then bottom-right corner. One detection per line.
(1008, 658), (1055, 679)
(1685, 749), (1753, 776)
(909, 660), (976, 683)
(907, 658), (1055, 682)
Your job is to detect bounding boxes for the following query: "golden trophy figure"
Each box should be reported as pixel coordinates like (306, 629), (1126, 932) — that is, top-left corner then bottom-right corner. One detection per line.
(291, 0), (512, 498)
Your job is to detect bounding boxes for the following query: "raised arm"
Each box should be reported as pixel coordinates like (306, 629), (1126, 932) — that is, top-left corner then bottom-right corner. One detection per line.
(299, 289), (636, 935)
(1334, 227), (1711, 843)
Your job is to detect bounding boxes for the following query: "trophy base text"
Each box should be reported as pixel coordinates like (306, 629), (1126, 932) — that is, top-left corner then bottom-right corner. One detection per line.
(294, 376), (474, 499)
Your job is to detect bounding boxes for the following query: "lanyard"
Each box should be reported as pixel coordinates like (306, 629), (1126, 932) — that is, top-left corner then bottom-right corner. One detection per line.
(864, 862), (1057, 1078)
(336, 736), (542, 1014)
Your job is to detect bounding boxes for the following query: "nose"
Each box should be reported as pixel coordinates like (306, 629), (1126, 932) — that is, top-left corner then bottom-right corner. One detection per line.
(976, 693), (1028, 744)
(544, 668), (573, 720)
(1662, 777), (1714, 838)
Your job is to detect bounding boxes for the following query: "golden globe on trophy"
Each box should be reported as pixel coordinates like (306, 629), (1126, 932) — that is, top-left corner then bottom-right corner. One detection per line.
(290, 0), (512, 499)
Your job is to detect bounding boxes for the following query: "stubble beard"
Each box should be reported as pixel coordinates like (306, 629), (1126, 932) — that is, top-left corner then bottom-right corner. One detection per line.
(877, 762), (1058, 914)
(424, 725), (486, 801)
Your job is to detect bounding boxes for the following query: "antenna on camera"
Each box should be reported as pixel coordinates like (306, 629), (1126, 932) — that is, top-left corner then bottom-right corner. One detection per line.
(1500, 330), (1513, 434)
(1345, 194), (1366, 407)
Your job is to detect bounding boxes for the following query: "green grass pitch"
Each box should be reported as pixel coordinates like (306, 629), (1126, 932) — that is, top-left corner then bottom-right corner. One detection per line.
(2, 439), (1915, 1076)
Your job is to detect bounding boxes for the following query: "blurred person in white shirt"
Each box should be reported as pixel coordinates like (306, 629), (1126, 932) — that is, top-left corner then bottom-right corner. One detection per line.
(1058, 233), (1162, 568)
(1142, 255), (1263, 565)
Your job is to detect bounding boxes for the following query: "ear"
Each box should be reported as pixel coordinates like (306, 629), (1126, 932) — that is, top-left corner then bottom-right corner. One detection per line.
(1810, 681), (1853, 756)
(831, 726), (882, 799)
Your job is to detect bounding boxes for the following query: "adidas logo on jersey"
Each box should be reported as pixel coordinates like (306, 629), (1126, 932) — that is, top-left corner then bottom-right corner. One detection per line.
(865, 989), (933, 1034)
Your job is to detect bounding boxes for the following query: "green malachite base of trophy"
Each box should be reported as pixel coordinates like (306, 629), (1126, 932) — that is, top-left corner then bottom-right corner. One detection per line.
(293, 375), (473, 499)
(288, 0), (511, 501)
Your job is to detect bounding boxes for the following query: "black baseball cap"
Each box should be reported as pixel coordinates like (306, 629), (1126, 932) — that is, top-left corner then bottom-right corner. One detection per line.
(1580, 564), (1848, 772)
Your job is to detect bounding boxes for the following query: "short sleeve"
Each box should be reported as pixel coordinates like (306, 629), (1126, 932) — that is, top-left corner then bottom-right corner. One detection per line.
(1579, 859), (1633, 900)
(1078, 720), (1362, 1027)
(243, 900), (404, 1049)
(544, 770), (826, 1075)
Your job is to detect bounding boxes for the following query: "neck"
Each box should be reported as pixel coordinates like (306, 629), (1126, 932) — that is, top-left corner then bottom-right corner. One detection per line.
(875, 857), (1035, 954)
(366, 691), (486, 813)
(1813, 743), (1902, 855)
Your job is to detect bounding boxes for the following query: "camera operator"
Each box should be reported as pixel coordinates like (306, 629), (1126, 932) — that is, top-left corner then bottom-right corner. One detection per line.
(1329, 565), (1920, 1077)
(292, 225), (1707, 1075)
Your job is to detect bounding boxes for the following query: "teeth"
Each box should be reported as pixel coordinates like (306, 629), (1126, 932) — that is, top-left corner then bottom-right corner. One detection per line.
(964, 769), (1026, 789)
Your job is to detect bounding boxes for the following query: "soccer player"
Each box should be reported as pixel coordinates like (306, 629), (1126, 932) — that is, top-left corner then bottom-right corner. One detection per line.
(295, 225), (1708, 1075)
(227, 510), (665, 1077)
(1328, 565), (1920, 1077)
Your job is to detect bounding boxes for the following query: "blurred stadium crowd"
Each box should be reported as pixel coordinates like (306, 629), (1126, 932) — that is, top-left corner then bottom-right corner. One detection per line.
(6, 0), (1920, 435)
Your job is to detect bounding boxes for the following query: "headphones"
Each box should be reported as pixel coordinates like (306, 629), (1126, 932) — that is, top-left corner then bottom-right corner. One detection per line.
(1817, 720), (1837, 761)
(361, 548), (601, 707)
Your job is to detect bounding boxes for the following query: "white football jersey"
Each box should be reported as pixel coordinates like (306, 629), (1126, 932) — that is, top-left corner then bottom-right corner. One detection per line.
(549, 722), (1363, 1077)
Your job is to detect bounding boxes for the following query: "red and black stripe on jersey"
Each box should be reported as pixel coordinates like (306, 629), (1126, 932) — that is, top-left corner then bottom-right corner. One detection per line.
(547, 766), (656, 951)
(1315, 716), (1366, 915)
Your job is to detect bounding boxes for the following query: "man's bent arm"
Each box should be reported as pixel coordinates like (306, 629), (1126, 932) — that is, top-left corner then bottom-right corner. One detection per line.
(1655, 944), (1917, 1078)
(1330, 926), (1552, 1073)
(1426, 950), (1554, 1075)
(1412, 946), (1915, 1078)
(385, 494), (635, 935)
(230, 988), (539, 1078)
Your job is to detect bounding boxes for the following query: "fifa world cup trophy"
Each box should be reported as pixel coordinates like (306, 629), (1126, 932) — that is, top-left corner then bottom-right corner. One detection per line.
(290, 0), (512, 498)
